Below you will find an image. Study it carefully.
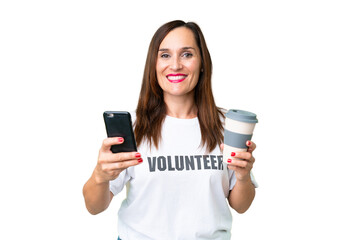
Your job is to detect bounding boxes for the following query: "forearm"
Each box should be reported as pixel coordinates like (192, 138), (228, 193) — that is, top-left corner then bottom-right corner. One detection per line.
(83, 171), (113, 215)
(228, 177), (255, 214)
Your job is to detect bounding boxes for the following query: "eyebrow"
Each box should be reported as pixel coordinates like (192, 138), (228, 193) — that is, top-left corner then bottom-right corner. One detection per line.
(158, 47), (196, 52)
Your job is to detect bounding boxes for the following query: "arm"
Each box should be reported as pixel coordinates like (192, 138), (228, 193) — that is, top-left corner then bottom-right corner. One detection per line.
(226, 141), (257, 214)
(83, 171), (114, 215)
(83, 137), (143, 215)
(228, 176), (255, 213)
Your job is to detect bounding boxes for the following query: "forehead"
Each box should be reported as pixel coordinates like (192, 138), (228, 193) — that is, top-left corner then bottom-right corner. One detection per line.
(159, 27), (198, 49)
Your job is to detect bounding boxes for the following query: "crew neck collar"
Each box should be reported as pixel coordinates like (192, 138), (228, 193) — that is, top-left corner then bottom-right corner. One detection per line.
(165, 115), (198, 125)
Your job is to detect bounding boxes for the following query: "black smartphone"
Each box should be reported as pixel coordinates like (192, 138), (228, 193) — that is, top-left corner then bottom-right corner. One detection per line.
(103, 111), (137, 153)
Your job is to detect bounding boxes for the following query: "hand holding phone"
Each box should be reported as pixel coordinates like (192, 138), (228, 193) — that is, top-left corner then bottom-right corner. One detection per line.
(92, 111), (141, 184)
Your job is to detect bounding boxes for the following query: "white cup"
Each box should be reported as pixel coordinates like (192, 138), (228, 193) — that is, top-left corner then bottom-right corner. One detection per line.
(223, 109), (258, 162)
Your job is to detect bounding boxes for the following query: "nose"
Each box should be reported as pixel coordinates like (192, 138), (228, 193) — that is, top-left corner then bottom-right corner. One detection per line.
(170, 56), (182, 70)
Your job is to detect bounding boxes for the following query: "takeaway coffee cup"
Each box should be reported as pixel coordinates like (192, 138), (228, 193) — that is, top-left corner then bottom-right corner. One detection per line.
(223, 109), (258, 162)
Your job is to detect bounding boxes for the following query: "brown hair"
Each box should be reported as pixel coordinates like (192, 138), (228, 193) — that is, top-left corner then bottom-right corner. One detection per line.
(135, 20), (224, 152)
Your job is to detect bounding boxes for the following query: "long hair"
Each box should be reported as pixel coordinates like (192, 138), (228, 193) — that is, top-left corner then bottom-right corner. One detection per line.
(135, 20), (224, 152)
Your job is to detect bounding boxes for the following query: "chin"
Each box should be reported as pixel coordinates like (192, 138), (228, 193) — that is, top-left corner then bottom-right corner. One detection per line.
(164, 89), (195, 98)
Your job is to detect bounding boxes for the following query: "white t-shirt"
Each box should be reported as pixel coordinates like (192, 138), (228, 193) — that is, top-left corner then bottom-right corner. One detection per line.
(110, 113), (258, 240)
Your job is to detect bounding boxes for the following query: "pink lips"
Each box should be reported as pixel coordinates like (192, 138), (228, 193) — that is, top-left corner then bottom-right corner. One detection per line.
(166, 73), (187, 83)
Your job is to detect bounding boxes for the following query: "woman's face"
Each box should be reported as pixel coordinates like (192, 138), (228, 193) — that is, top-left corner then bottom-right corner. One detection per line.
(156, 27), (202, 99)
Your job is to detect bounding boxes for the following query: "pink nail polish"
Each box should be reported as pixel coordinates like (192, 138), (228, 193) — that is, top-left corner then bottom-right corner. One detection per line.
(231, 152), (236, 157)
(227, 159), (232, 163)
(118, 137), (124, 143)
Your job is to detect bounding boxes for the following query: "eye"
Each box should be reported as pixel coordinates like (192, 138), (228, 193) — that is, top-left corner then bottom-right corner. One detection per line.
(182, 52), (193, 58)
(160, 53), (170, 58)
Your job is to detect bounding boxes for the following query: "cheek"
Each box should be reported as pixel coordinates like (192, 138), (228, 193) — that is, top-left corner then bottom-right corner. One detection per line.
(156, 59), (168, 70)
(186, 60), (201, 74)
(155, 64), (161, 75)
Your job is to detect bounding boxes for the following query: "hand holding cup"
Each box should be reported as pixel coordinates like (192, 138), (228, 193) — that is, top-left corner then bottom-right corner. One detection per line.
(223, 109), (258, 181)
(226, 140), (256, 182)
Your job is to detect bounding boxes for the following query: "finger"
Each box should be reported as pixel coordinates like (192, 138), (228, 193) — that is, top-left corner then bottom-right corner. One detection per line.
(246, 141), (257, 153)
(101, 137), (124, 151)
(227, 159), (254, 172)
(227, 164), (238, 171)
(102, 158), (143, 172)
(227, 164), (245, 172)
(113, 151), (142, 162)
(230, 151), (252, 161)
(102, 151), (141, 163)
(226, 158), (249, 168)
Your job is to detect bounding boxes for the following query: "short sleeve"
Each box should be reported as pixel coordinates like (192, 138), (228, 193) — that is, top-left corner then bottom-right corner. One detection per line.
(109, 169), (131, 196)
(250, 171), (258, 188)
(229, 170), (259, 190)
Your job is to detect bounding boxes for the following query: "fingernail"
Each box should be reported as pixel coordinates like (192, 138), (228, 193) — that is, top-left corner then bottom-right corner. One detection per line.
(135, 153), (141, 158)
(227, 159), (232, 163)
(118, 137), (124, 143)
(231, 152), (236, 157)
(138, 158), (143, 163)
(246, 141), (251, 146)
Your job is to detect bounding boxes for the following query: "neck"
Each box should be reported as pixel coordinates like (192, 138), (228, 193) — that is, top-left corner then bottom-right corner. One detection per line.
(164, 92), (197, 119)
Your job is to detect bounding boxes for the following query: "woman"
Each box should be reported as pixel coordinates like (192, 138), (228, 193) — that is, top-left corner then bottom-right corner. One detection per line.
(83, 20), (257, 240)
